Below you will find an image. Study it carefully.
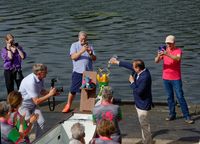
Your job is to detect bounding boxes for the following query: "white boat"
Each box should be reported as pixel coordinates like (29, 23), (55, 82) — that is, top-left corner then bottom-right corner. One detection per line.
(33, 113), (96, 144)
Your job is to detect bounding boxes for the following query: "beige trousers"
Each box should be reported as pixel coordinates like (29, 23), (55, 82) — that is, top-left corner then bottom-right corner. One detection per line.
(136, 106), (152, 144)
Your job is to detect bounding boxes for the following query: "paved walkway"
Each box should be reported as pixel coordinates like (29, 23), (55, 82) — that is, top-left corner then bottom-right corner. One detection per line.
(33, 101), (200, 144)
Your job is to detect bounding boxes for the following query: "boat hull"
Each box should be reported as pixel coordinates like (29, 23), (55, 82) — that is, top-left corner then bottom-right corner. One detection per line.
(33, 113), (96, 144)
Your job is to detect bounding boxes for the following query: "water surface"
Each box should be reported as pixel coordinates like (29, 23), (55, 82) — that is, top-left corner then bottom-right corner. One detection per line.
(0, 0), (199, 103)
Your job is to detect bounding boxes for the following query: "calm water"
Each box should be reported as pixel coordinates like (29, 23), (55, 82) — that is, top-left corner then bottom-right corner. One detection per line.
(0, 0), (200, 103)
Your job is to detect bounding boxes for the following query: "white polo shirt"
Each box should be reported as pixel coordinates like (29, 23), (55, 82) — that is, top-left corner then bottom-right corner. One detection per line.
(19, 73), (44, 109)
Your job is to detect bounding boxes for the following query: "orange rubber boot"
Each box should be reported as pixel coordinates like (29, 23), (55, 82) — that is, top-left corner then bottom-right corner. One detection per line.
(62, 104), (70, 113)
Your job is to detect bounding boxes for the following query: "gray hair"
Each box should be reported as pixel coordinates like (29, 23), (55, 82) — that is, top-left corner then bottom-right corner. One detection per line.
(78, 31), (87, 38)
(71, 123), (85, 140)
(0, 101), (10, 117)
(102, 86), (113, 101)
(32, 64), (47, 74)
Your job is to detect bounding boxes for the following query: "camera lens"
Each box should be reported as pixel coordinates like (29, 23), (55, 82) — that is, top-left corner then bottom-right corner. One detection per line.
(56, 87), (63, 92)
(14, 43), (18, 47)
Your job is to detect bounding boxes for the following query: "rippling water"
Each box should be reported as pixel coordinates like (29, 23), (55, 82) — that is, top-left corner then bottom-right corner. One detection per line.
(0, 0), (200, 103)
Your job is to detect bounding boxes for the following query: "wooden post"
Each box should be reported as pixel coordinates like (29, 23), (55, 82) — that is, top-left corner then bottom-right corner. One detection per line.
(80, 71), (97, 112)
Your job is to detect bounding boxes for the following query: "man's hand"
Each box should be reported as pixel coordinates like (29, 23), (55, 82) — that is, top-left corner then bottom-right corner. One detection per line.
(49, 87), (57, 97)
(79, 44), (88, 54)
(129, 75), (134, 83)
(158, 50), (165, 56)
(155, 51), (164, 63)
(86, 47), (93, 55)
(109, 57), (119, 65)
(33, 87), (59, 105)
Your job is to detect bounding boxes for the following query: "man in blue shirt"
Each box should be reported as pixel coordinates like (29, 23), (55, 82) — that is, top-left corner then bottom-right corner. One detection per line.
(109, 58), (153, 144)
(62, 31), (97, 113)
(19, 64), (59, 138)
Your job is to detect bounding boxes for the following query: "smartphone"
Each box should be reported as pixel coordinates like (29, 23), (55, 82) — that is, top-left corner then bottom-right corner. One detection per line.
(158, 45), (166, 52)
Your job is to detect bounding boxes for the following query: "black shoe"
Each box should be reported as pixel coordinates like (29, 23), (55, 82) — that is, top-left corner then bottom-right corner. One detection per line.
(185, 118), (194, 124)
(165, 116), (176, 121)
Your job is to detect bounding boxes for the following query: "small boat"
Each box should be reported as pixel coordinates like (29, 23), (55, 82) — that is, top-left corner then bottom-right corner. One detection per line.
(33, 113), (96, 144)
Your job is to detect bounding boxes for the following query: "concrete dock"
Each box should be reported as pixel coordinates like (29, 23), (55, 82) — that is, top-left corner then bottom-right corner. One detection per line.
(33, 101), (200, 144)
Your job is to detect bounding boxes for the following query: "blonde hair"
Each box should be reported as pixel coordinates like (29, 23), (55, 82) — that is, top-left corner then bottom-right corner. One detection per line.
(5, 34), (14, 41)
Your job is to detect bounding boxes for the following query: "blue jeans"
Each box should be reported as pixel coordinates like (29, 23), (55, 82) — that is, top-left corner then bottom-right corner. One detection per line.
(163, 79), (190, 119)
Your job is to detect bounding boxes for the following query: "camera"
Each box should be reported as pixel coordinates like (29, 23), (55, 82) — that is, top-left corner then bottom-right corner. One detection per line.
(51, 78), (64, 93)
(11, 42), (18, 47)
(14, 43), (18, 47)
(83, 41), (89, 47)
(56, 87), (64, 93)
(158, 45), (166, 52)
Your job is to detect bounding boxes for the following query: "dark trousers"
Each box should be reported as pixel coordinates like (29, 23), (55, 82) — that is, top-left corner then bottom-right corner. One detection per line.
(4, 69), (24, 94)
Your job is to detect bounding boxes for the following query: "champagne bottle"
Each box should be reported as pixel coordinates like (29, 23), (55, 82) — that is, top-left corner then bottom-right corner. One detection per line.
(108, 54), (118, 68)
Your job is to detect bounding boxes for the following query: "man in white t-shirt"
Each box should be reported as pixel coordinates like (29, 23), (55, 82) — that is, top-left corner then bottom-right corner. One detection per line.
(19, 63), (59, 138)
